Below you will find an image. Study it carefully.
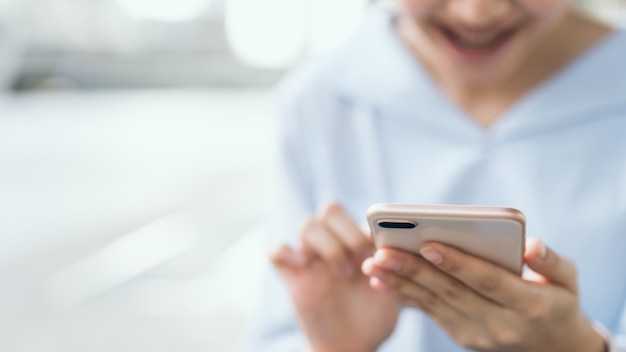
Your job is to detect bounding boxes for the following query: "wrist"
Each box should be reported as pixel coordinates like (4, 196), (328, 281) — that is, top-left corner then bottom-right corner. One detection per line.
(537, 313), (605, 352)
(591, 323), (612, 352)
(567, 314), (606, 352)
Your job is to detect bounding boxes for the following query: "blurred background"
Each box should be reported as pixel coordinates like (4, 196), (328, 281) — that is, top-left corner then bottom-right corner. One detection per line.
(0, 1), (624, 351)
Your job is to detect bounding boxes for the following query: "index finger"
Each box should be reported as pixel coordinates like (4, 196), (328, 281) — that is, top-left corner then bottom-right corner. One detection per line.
(319, 202), (373, 260)
(419, 242), (538, 310)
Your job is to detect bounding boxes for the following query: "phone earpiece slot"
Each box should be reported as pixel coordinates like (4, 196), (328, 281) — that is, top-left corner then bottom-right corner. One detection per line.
(377, 221), (417, 229)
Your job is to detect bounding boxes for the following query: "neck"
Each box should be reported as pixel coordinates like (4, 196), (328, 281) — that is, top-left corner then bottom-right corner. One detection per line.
(398, 8), (613, 128)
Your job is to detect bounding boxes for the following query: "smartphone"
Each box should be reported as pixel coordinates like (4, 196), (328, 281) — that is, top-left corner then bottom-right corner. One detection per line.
(367, 203), (526, 274)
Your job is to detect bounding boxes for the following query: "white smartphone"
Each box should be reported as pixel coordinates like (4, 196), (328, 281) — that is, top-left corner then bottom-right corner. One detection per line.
(367, 203), (526, 274)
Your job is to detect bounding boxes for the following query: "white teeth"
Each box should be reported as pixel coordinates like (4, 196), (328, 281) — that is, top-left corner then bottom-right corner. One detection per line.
(446, 29), (510, 49)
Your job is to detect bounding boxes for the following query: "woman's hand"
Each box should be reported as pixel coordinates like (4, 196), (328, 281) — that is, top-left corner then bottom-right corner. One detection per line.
(271, 202), (400, 352)
(362, 238), (606, 352)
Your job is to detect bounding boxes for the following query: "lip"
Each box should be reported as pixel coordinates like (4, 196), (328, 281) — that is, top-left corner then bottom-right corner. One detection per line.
(435, 24), (518, 64)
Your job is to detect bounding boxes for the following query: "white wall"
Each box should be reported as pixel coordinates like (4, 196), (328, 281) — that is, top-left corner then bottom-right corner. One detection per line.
(0, 89), (275, 352)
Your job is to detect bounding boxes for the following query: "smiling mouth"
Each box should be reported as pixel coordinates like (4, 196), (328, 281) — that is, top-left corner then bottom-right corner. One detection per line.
(438, 25), (517, 55)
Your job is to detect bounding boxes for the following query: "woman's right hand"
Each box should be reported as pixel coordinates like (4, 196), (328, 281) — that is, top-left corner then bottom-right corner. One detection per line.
(271, 202), (400, 352)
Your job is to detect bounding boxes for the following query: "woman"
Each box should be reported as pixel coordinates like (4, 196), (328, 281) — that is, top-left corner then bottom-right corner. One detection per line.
(244, 0), (626, 351)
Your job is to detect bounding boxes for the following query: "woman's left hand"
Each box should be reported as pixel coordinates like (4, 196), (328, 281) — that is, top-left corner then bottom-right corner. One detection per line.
(362, 238), (606, 352)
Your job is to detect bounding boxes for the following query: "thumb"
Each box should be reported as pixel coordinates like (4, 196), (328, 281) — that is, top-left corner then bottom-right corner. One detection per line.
(524, 237), (578, 292)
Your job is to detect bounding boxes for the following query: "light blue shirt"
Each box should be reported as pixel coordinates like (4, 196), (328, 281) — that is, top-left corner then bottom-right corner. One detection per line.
(242, 8), (626, 352)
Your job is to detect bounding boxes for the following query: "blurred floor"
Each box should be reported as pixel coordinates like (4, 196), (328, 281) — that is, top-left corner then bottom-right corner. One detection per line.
(0, 89), (276, 351)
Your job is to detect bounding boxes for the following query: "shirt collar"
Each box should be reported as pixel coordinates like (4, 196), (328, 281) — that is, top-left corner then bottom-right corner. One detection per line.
(495, 29), (626, 138)
(335, 8), (626, 140)
(336, 8), (481, 140)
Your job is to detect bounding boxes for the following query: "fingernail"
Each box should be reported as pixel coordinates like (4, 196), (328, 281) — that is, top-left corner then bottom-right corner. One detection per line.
(538, 241), (548, 261)
(361, 257), (374, 274)
(374, 251), (401, 271)
(370, 277), (390, 292)
(420, 247), (443, 265)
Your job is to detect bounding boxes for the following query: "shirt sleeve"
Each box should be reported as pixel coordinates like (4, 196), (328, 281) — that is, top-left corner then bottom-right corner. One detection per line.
(592, 322), (625, 352)
(606, 252), (626, 351)
(237, 74), (320, 352)
(599, 172), (626, 352)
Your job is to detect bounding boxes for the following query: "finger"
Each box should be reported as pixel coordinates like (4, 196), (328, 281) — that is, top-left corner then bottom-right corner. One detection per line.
(368, 265), (440, 311)
(370, 248), (496, 316)
(270, 244), (308, 268)
(417, 243), (537, 310)
(300, 218), (354, 277)
(369, 276), (392, 295)
(363, 258), (469, 324)
(524, 237), (577, 292)
(319, 202), (374, 261)
(270, 244), (309, 281)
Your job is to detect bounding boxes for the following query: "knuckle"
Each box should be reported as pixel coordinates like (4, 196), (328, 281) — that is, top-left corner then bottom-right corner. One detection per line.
(404, 260), (423, 280)
(384, 274), (403, 290)
(326, 246), (346, 264)
(443, 279), (468, 302)
(424, 291), (441, 309)
(525, 301), (550, 323)
(493, 327), (524, 347)
(299, 218), (318, 239)
(348, 234), (371, 253)
(319, 201), (342, 223)
(477, 272), (502, 293)
(441, 258), (462, 273)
